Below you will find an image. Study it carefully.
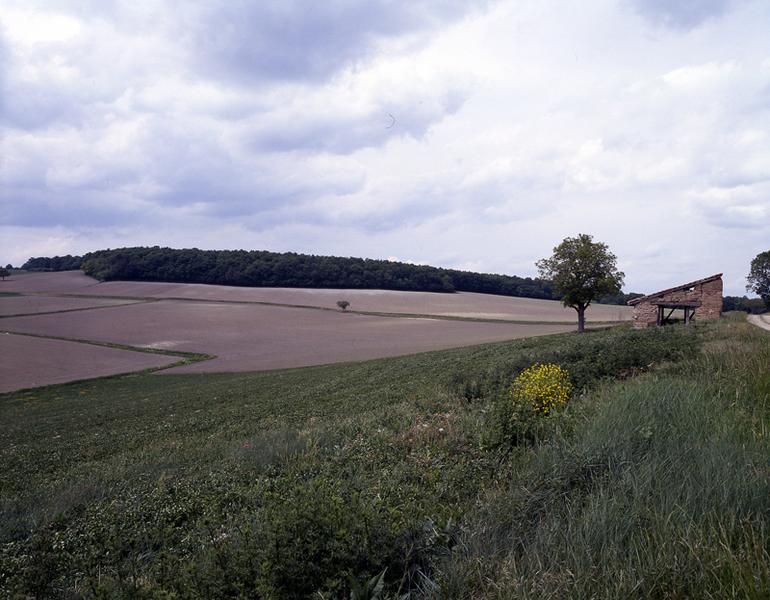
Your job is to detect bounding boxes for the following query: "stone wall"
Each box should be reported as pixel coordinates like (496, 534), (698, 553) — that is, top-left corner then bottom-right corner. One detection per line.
(631, 276), (723, 328)
(632, 302), (659, 329)
(695, 278), (723, 320)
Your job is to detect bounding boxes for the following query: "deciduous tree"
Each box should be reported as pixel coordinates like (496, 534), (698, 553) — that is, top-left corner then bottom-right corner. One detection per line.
(747, 250), (770, 309)
(537, 234), (624, 333)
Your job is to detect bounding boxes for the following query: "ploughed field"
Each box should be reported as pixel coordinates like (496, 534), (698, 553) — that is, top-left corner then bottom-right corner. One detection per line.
(0, 271), (631, 392)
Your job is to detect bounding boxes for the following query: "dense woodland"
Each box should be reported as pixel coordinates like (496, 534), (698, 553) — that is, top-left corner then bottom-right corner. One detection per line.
(25, 246), (642, 305)
(21, 255), (83, 272)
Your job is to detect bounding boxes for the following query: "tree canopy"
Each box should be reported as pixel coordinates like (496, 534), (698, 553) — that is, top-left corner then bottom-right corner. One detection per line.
(21, 246), (637, 305)
(747, 250), (770, 308)
(78, 247), (563, 299)
(22, 255), (83, 271)
(536, 234), (625, 332)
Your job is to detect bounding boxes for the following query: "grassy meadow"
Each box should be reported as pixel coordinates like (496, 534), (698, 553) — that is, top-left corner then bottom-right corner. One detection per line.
(1, 315), (769, 598)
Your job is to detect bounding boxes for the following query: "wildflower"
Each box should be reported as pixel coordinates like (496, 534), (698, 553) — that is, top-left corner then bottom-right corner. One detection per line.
(509, 363), (572, 416)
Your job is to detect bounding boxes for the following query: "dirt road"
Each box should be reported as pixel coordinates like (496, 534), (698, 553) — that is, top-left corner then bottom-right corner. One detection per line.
(747, 314), (770, 332)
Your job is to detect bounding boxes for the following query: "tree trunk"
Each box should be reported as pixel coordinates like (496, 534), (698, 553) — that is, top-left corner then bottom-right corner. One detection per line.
(576, 304), (586, 333)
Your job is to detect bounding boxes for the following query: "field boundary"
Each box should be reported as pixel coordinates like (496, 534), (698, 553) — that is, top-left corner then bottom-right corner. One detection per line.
(0, 329), (216, 372)
(0, 298), (157, 319)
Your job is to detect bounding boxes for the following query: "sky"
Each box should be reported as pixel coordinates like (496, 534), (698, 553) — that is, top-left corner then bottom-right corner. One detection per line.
(1, 0), (769, 295)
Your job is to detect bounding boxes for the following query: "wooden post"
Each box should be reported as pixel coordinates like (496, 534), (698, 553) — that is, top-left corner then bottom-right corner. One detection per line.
(656, 305), (662, 326)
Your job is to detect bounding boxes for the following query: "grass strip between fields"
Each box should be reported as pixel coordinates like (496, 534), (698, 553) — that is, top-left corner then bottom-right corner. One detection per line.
(0, 329), (216, 391)
(0, 298), (157, 319)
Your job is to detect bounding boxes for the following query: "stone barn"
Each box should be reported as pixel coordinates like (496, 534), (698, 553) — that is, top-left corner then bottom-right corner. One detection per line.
(628, 273), (723, 328)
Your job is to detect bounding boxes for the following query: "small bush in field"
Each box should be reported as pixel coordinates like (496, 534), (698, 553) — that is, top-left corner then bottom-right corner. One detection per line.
(510, 363), (572, 416)
(337, 300), (351, 311)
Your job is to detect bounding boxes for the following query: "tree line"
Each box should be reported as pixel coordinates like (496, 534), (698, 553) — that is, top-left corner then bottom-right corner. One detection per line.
(21, 255), (83, 271)
(78, 246), (562, 298)
(723, 296), (767, 314)
(20, 246), (643, 305)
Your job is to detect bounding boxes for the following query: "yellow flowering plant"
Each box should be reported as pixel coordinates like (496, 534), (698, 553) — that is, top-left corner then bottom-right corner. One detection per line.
(483, 363), (574, 448)
(509, 363), (572, 417)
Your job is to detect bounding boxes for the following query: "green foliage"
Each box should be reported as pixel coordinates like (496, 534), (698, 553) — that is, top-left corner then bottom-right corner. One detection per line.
(78, 246), (565, 299)
(21, 255), (83, 271)
(0, 268), (9, 280)
(349, 568), (387, 599)
(723, 295), (767, 314)
(747, 250), (770, 308)
(537, 234), (625, 331)
(451, 324), (699, 403)
(486, 364), (573, 448)
(433, 319), (770, 598)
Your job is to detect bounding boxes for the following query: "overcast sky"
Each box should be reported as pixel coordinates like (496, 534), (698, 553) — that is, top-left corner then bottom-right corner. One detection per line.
(1, 0), (769, 295)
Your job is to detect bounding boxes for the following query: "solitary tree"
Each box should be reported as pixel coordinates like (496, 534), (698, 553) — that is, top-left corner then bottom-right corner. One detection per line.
(747, 250), (770, 309)
(336, 300), (350, 311)
(0, 268), (9, 281)
(537, 234), (625, 333)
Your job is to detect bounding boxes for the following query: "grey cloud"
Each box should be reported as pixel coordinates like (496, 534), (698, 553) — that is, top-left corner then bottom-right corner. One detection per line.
(629, 0), (735, 28)
(186, 0), (483, 86)
(1, 81), (87, 130)
(248, 88), (467, 154)
(0, 187), (148, 228)
(698, 205), (769, 229)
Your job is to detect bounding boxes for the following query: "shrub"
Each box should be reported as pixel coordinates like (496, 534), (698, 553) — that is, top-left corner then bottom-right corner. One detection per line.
(510, 363), (572, 416)
(486, 364), (572, 448)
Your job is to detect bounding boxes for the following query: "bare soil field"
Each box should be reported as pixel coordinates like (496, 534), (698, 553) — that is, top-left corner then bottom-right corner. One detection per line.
(5, 271), (632, 323)
(0, 295), (139, 317)
(0, 333), (178, 393)
(93, 282), (632, 322)
(1, 300), (574, 375)
(1, 270), (99, 293)
(0, 271), (631, 392)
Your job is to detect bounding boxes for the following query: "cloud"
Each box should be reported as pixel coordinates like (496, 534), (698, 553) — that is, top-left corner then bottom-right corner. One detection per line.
(686, 183), (770, 229)
(2, 0), (770, 297)
(628, 0), (735, 29)
(184, 0), (485, 85)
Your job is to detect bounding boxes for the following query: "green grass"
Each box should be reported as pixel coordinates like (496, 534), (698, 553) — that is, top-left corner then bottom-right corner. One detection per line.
(432, 317), (770, 598)
(1, 319), (767, 598)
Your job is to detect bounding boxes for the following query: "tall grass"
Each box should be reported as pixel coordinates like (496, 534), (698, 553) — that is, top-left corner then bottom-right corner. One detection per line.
(432, 318), (770, 598)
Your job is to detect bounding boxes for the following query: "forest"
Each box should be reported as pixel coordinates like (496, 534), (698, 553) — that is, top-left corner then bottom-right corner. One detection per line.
(22, 246), (643, 304)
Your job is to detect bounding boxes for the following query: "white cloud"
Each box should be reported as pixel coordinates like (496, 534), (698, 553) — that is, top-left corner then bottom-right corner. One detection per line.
(1, 0), (769, 295)
(1, 8), (83, 45)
